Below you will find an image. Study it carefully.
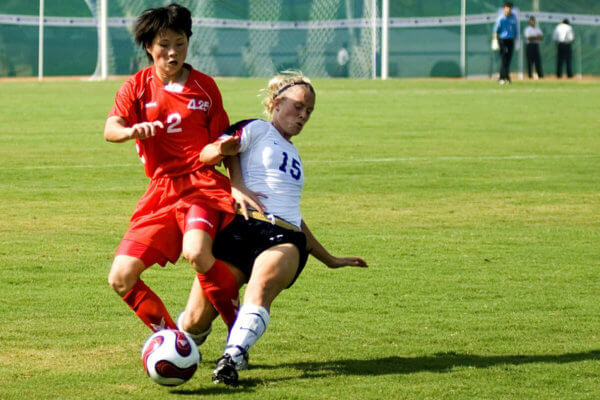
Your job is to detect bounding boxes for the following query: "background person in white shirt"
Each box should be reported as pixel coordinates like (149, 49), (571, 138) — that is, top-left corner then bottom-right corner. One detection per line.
(524, 16), (544, 79)
(336, 43), (350, 77)
(552, 19), (575, 78)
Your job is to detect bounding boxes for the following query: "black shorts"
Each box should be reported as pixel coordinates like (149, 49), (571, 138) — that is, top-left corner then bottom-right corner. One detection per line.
(213, 215), (309, 288)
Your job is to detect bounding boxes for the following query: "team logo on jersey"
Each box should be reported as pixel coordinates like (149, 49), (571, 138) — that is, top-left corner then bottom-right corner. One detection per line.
(187, 99), (210, 111)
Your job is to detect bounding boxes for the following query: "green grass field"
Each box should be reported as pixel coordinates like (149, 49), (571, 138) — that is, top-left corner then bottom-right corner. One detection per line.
(0, 77), (599, 399)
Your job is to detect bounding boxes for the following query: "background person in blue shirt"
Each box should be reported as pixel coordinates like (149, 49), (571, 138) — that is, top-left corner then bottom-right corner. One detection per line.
(493, 1), (519, 84)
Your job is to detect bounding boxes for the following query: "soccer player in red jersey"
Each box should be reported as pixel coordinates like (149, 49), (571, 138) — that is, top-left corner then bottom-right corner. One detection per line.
(104, 4), (241, 337)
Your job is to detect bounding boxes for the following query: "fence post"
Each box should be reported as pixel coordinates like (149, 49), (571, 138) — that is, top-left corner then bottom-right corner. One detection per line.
(99, 0), (108, 80)
(38, 0), (44, 81)
(460, 0), (466, 77)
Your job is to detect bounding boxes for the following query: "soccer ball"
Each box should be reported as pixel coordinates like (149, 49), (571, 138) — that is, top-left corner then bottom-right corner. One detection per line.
(141, 329), (200, 386)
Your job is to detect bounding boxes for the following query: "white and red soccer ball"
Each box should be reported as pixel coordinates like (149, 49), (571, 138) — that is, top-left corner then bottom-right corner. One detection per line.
(141, 329), (200, 386)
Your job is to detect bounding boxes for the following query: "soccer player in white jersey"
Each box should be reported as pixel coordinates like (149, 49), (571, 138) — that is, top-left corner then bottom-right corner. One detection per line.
(176, 72), (368, 386)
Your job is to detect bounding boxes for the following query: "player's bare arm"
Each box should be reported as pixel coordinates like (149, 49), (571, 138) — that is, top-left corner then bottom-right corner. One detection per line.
(300, 220), (368, 269)
(224, 155), (266, 219)
(104, 115), (164, 143)
(198, 136), (240, 165)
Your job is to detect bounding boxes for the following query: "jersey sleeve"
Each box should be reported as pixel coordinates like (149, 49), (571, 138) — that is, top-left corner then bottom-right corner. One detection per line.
(238, 123), (255, 154)
(218, 119), (259, 151)
(219, 119), (264, 154)
(493, 16), (501, 34)
(107, 78), (139, 126)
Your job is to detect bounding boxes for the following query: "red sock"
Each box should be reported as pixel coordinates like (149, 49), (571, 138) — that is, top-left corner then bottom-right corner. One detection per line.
(196, 259), (239, 330)
(122, 280), (176, 332)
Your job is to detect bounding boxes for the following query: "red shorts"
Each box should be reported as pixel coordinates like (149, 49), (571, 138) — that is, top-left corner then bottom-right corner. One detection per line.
(115, 168), (235, 267)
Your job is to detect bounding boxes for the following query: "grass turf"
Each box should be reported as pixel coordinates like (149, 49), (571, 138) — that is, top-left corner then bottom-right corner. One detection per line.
(0, 77), (598, 399)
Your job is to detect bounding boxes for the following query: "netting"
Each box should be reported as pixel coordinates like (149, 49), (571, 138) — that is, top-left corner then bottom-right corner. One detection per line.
(389, 0), (600, 77)
(0, 0), (599, 78)
(0, 0), (378, 78)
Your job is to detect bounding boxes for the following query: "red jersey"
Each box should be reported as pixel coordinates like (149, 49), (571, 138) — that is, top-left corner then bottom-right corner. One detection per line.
(108, 64), (230, 179)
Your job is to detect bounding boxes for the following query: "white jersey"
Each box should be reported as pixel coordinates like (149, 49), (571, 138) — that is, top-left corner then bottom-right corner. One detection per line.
(524, 26), (543, 43)
(222, 119), (304, 228)
(553, 23), (574, 44)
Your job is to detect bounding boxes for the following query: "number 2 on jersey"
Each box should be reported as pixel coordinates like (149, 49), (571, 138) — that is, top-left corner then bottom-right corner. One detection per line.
(166, 113), (182, 134)
(278, 151), (301, 180)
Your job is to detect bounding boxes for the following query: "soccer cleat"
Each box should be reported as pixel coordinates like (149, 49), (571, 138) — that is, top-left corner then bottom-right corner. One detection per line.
(225, 345), (249, 371)
(212, 354), (238, 386)
(236, 352), (249, 371)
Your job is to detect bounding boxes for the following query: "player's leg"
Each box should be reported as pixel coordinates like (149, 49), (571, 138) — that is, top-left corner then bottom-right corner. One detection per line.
(108, 247), (176, 332)
(535, 47), (543, 78)
(178, 262), (247, 346)
(242, 243), (300, 310)
(182, 205), (240, 330)
(566, 45), (573, 78)
(499, 40), (511, 82)
(526, 45), (533, 78)
(498, 40), (507, 81)
(213, 243), (300, 385)
(505, 40), (514, 82)
(557, 45), (564, 78)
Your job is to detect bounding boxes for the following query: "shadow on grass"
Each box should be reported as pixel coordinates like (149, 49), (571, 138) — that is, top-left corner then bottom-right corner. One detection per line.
(255, 349), (600, 379)
(172, 385), (256, 396)
(172, 350), (600, 394)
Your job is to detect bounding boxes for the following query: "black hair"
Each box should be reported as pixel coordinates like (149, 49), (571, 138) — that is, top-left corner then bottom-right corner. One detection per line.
(503, 1), (513, 8)
(562, 19), (570, 24)
(134, 3), (192, 62)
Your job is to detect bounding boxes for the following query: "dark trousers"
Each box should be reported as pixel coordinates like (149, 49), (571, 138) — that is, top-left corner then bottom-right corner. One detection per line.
(498, 38), (514, 81)
(526, 43), (543, 78)
(556, 43), (573, 78)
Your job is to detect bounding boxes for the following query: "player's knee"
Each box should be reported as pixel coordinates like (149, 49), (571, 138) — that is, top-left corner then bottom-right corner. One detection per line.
(107, 259), (139, 296)
(183, 248), (215, 273)
(108, 269), (129, 296)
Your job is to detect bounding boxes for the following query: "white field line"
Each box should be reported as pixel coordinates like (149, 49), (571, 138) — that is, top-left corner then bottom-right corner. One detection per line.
(0, 163), (140, 170)
(0, 154), (597, 171)
(318, 154), (599, 163)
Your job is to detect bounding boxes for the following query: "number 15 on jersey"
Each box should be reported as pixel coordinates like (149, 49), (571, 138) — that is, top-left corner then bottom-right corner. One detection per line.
(278, 151), (301, 180)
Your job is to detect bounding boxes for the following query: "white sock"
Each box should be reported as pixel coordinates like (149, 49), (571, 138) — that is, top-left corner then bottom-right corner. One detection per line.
(176, 311), (212, 346)
(224, 304), (270, 366)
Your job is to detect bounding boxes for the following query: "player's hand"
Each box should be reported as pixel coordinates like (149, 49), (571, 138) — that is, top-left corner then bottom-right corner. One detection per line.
(326, 256), (368, 269)
(128, 121), (164, 140)
(218, 136), (240, 156)
(231, 184), (267, 220)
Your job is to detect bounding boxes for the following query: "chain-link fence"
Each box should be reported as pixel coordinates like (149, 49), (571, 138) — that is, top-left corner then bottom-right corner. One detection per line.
(0, 0), (598, 78)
